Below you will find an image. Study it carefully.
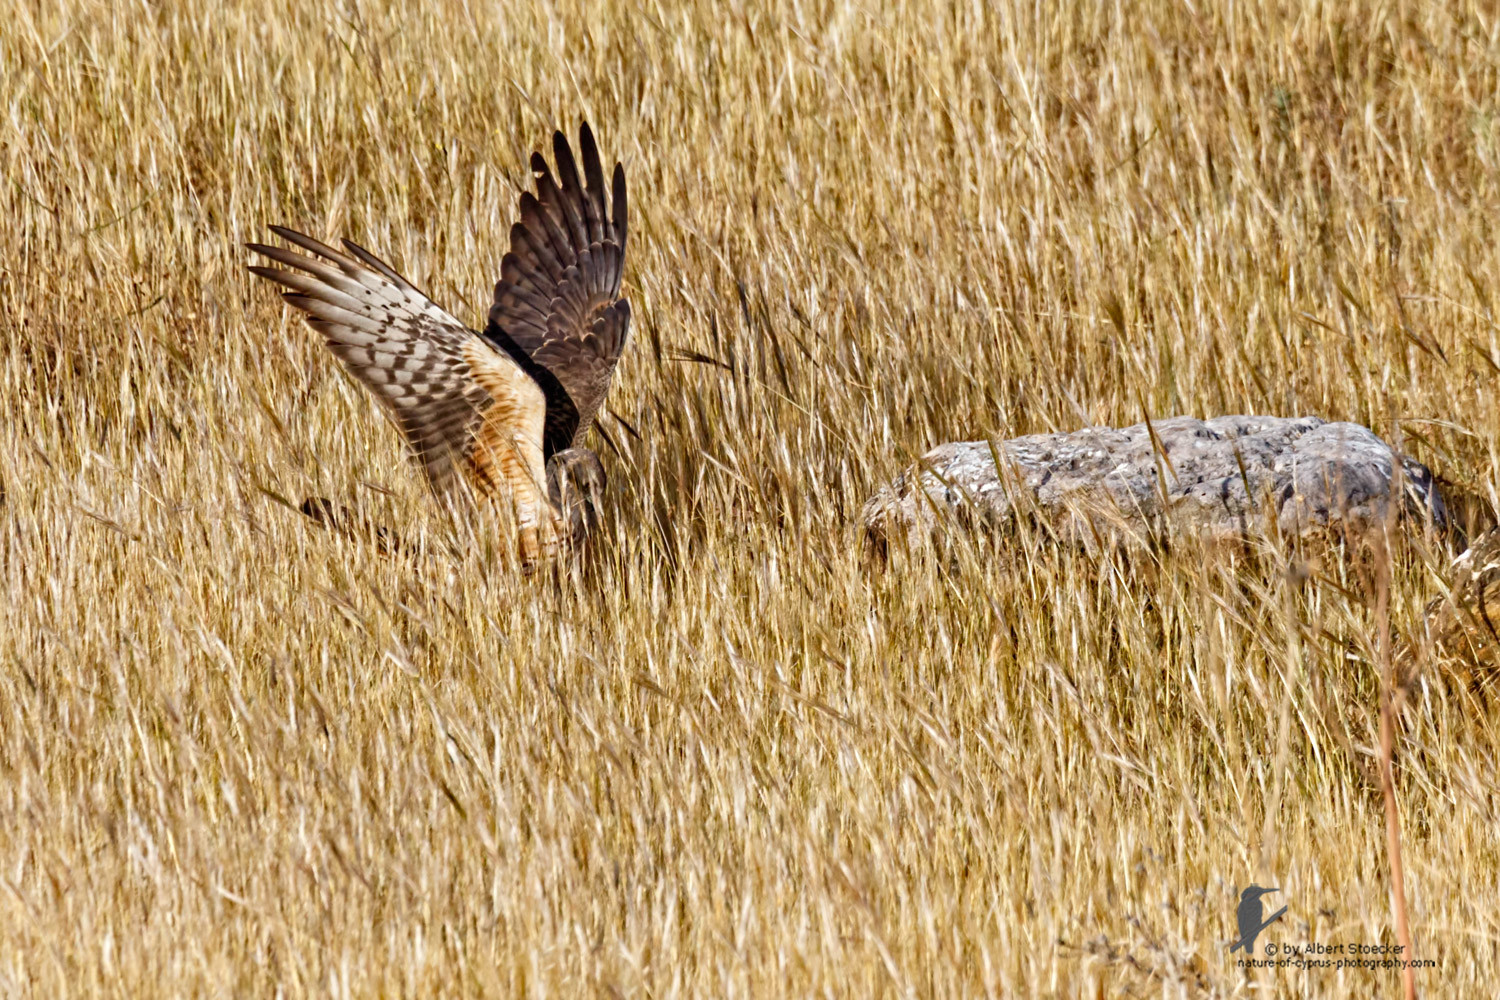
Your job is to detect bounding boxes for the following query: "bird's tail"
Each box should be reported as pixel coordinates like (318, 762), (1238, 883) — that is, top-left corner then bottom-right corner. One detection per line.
(297, 496), (418, 559)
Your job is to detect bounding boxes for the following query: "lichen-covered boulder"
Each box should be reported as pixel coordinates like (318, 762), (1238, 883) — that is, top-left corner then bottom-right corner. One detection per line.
(863, 415), (1447, 551)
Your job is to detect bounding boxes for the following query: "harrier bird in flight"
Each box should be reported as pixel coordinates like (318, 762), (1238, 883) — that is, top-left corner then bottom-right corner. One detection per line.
(248, 122), (629, 567)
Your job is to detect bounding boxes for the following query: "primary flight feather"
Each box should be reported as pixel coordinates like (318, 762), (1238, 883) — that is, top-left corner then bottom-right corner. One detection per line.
(248, 122), (629, 566)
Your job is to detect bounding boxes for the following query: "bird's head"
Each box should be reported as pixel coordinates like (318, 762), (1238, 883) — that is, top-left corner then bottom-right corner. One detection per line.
(546, 447), (607, 541)
(1241, 885), (1279, 901)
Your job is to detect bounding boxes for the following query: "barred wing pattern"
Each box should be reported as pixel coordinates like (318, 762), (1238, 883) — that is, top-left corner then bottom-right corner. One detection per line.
(248, 227), (559, 561)
(486, 122), (631, 455)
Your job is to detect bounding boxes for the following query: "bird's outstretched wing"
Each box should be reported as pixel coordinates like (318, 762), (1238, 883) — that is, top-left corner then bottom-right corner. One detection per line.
(486, 122), (630, 455)
(248, 228), (559, 562)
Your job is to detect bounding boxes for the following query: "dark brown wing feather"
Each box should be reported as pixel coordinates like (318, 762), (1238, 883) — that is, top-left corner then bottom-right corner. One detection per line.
(486, 122), (630, 456)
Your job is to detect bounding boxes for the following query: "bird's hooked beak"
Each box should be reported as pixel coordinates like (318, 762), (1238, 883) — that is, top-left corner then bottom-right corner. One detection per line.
(545, 447), (607, 540)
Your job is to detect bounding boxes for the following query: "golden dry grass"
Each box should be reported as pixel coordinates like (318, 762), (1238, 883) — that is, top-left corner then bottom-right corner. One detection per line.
(4, 0), (1500, 994)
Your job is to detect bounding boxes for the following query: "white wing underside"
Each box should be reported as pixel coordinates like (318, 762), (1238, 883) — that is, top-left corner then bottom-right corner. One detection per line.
(249, 228), (558, 562)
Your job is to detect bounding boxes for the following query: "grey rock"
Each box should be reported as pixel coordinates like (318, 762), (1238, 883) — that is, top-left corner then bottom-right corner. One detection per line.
(863, 415), (1448, 551)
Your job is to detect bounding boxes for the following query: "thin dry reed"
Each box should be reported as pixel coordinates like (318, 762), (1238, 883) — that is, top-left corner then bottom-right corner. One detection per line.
(2, 0), (1498, 995)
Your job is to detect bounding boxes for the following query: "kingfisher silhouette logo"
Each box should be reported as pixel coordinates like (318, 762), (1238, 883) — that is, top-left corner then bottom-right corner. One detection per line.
(1228, 885), (1439, 973)
(1228, 885), (1286, 953)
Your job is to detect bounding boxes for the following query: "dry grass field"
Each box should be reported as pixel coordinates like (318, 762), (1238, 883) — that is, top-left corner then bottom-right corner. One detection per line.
(5, 0), (1500, 994)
